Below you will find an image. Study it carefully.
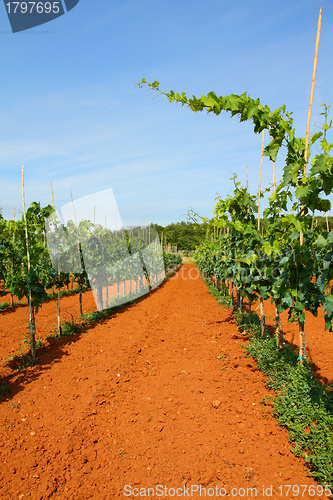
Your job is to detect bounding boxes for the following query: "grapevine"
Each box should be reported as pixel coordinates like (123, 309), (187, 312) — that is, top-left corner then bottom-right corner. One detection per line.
(138, 80), (333, 362)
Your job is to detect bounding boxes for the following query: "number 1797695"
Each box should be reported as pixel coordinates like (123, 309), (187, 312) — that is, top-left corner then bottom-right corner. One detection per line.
(5, 2), (61, 14)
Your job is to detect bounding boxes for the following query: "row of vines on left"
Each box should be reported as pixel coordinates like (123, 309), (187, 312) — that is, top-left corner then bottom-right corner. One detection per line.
(0, 201), (90, 361)
(0, 201), (182, 364)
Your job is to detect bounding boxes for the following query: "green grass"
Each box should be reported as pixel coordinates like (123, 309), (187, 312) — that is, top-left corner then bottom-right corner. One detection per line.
(204, 277), (333, 489)
(16, 354), (35, 371)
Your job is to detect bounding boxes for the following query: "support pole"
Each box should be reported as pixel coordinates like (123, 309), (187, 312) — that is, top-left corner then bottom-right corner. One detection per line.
(258, 130), (264, 231)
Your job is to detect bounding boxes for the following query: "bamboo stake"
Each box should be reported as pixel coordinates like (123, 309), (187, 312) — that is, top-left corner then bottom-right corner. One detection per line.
(326, 213), (329, 232)
(271, 136), (276, 192)
(11, 206), (16, 240)
(304, 7), (323, 171)
(22, 165), (36, 361)
(22, 167), (31, 274)
(50, 183), (62, 336)
(246, 166), (250, 216)
(50, 181), (55, 210)
(275, 301), (284, 348)
(298, 315), (304, 366)
(70, 190), (78, 226)
(299, 7), (323, 362)
(49, 183), (56, 293)
(10, 208), (16, 306)
(258, 130), (265, 230)
(260, 297), (265, 336)
(70, 190), (84, 318)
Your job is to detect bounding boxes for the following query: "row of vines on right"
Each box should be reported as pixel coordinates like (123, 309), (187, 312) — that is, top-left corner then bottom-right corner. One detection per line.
(194, 149), (333, 363)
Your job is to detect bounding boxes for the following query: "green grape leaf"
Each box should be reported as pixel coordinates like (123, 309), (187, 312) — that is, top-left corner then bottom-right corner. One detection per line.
(310, 131), (323, 145)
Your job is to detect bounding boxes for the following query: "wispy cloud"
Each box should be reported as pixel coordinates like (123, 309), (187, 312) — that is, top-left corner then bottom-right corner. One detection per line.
(1, 0), (332, 224)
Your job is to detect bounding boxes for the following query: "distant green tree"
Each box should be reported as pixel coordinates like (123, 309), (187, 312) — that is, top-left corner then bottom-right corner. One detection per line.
(151, 221), (207, 251)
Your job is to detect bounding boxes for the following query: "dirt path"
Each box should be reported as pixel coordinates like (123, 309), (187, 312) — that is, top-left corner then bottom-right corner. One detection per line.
(0, 265), (329, 499)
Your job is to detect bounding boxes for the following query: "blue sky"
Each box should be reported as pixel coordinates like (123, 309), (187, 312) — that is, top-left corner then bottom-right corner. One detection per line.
(1, 0), (333, 227)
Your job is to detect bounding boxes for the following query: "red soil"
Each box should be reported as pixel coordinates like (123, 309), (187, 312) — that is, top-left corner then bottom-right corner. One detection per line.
(0, 265), (331, 499)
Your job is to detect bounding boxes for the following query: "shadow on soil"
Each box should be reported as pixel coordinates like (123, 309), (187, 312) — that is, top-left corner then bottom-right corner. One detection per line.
(0, 266), (182, 404)
(229, 290), (332, 388)
(264, 323), (332, 387)
(0, 303), (28, 315)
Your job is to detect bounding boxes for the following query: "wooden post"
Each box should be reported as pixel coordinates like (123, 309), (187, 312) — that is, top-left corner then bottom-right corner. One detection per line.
(271, 136), (276, 192)
(299, 7), (323, 362)
(50, 182), (54, 208)
(10, 209), (16, 306)
(51, 183), (62, 336)
(260, 297), (265, 335)
(70, 190), (84, 319)
(258, 130), (265, 230)
(304, 7), (323, 171)
(22, 165), (37, 361)
(246, 165), (250, 215)
(70, 190), (78, 226)
(275, 301), (283, 349)
(298, 323), (306, 362)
